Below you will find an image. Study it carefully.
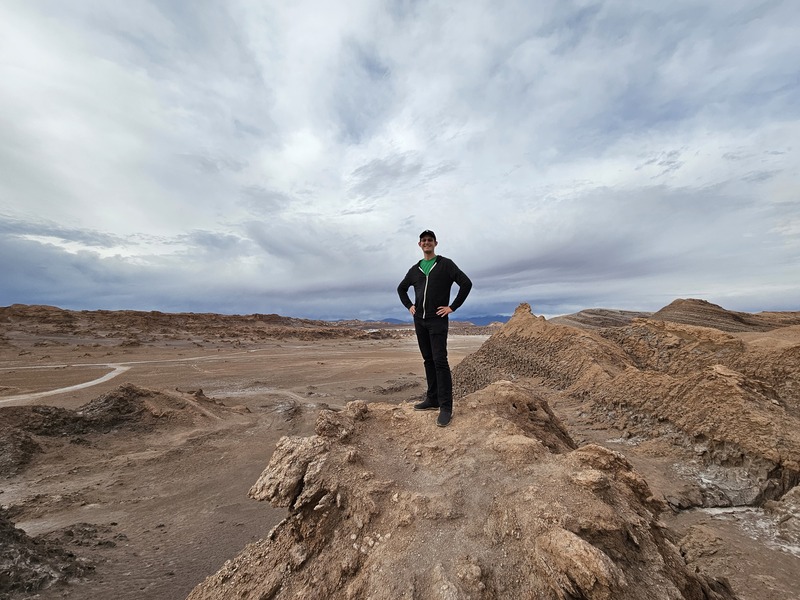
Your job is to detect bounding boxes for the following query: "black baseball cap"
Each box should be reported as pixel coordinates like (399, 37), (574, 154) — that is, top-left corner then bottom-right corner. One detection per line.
(419, 230), (436, 240)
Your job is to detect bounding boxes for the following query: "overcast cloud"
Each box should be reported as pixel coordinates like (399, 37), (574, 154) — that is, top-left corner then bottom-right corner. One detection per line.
(1, 0), (798, 320)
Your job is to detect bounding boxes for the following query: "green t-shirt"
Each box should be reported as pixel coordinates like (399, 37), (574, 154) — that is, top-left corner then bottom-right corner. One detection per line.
(419, 257), (437, 275)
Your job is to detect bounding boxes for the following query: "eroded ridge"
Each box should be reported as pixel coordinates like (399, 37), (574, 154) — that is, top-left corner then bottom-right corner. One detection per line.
(453, 303), (800, 508)
(188, 382), (735, 600)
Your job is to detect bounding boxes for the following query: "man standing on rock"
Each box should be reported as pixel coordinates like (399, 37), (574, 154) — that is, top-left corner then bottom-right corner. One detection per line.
(397, 230), (472, 427)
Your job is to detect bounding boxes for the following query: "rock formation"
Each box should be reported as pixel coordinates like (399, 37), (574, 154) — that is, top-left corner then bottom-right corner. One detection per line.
(0, 384), (210, 478)
(0, 304), (402, 346)
(454, 303), (800, 508)
(550, 308), (652, 329)
(188, 382), (735, 600)
(650, 298), (800, 333)
(0, 508), (93, 597)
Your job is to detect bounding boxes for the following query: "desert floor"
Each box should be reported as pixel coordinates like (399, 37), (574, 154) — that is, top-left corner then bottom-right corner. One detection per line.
(2, 334), (799, 600)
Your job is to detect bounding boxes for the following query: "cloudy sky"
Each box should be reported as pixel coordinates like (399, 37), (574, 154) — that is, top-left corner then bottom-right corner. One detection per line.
(1, 1), (798, 320)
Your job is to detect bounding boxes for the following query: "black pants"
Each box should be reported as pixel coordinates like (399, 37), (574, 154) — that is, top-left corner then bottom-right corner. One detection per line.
(414, 316), (452, 411)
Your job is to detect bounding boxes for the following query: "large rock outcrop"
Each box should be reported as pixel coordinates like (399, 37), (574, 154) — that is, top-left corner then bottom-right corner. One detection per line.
(453, 303), (800, 507)
(188, 382), (735, 600)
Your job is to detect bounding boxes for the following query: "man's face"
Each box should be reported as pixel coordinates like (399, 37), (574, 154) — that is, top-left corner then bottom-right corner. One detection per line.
(419, 236), (437, 251)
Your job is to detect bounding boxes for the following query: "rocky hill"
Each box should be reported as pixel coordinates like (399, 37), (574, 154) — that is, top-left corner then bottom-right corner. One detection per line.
(187, 384), (734, 600)
(0, 304), (402, 347)
(650, 298), (800, 333)
(550, 299), (800, 333)
(453, 303), (800, 508)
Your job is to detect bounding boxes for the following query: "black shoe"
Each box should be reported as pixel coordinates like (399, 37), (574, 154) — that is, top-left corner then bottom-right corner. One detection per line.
(414, 399), (440, 411)
(436, 411), (452, 427)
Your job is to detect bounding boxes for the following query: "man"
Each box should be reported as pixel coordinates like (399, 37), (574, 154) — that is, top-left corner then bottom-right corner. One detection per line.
(397, 230), (472, 427)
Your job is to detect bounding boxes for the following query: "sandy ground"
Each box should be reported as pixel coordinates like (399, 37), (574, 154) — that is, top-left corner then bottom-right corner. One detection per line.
(2, 332), (799, 600)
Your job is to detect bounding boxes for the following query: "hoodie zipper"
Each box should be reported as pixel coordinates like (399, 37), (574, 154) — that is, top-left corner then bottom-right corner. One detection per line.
(419, 261), (438, 319)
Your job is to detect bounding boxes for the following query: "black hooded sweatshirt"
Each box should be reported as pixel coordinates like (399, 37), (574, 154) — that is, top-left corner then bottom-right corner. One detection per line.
(397, 255), (472, 320)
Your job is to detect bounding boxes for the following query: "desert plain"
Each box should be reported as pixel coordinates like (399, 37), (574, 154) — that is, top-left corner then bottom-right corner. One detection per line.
(1, 300), (799, 600)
